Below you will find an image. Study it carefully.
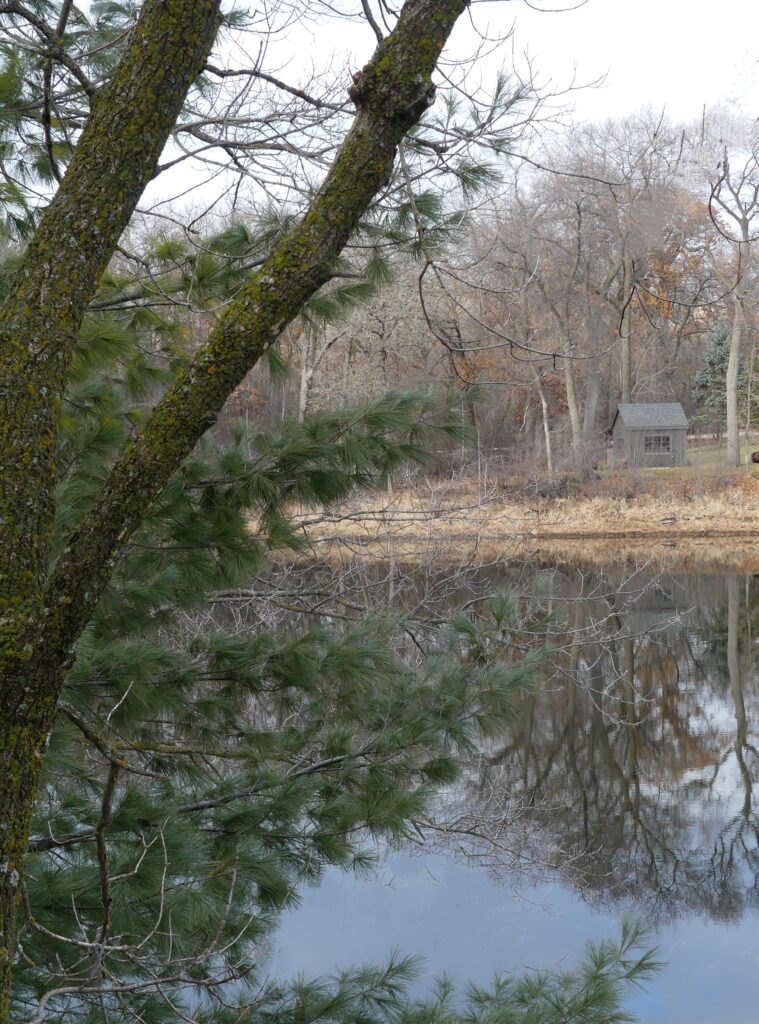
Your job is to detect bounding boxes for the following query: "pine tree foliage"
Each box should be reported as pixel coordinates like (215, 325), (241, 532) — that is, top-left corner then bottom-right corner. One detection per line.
(6, 255), (661, 1021)
(173, 919), (658, 1024)
(0, 3), (134, 233)
(0, 10), (660, 1014)
(692, 323), (758, 431)
(8, 301), (487, 1018)
(0, 0), (527, 244)
(0, 1), (255, 236)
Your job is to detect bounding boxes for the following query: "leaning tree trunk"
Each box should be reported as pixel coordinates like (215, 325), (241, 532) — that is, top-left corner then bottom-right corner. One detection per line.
(0, 0), (471, 1016)
(0, 2), (222, 1012)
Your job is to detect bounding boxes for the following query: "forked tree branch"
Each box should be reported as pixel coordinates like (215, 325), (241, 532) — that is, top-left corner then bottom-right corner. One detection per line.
(0, 5), (472, 1015)
(43, 0), (470, 669)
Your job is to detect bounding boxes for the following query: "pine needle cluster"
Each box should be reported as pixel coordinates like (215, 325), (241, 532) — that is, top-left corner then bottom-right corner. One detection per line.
(6, 228), (659, 1024)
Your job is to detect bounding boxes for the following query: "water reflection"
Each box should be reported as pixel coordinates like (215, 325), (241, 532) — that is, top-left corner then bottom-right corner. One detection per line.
(472, 570), (759, 923)
(226, 559), (759, 924)
(256, 559), (759, 1021)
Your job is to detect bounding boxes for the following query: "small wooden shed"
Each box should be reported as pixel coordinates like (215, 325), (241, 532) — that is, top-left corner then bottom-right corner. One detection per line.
(611, 403), (689, 467)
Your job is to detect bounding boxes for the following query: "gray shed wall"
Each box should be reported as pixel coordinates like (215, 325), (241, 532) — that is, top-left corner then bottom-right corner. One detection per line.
(612, 423), (687, 467)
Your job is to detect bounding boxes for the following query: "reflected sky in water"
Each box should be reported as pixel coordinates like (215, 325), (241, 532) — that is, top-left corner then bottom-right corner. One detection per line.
(271, 849), (759, 1023)
(269, 567), (759, 1022)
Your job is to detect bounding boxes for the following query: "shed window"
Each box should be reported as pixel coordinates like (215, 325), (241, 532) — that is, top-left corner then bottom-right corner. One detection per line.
(644, 434), (671, 453)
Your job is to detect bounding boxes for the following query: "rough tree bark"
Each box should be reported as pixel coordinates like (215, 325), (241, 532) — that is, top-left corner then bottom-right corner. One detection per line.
(0, 1), (223, 1009)
(0, 0), (469, 1015)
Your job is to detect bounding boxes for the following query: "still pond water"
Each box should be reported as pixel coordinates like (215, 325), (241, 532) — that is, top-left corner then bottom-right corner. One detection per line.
(271, 565), (759, 1022)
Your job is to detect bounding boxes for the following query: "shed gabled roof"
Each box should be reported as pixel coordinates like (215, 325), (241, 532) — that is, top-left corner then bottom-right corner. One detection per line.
(612, 403), (689, 430)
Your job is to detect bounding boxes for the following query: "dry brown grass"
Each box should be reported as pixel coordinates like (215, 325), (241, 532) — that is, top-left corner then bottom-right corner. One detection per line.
(296, 474), (759, 572)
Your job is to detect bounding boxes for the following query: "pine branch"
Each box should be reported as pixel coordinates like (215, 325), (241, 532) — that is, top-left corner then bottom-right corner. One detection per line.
(41, 0), (469, 670)
(1, 0), (221, 603)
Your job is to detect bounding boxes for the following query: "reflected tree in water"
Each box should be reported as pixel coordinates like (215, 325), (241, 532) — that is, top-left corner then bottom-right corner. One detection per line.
(204, 556), (759, 925)
(467, 570), (759, 923)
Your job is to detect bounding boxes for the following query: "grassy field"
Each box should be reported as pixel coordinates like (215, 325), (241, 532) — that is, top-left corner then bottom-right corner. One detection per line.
(287, 433), (759, 573)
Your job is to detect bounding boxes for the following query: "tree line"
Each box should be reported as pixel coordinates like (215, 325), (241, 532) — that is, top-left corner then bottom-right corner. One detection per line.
(280, 109), (759, 476)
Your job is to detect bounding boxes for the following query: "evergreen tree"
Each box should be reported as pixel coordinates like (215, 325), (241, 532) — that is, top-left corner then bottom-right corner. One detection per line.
(692, 324), (758, 435)
(0, 2), (661, 1019)
(9, 284), (660, 1021)
(0, 3), (506, 1001)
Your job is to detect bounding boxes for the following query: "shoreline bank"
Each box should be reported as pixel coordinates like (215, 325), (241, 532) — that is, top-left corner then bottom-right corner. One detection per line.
(297, 480), (759, 572)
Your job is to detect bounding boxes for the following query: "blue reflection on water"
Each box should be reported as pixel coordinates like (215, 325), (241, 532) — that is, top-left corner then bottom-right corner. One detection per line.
(271, 850), (759, 1023)
(270, 568), (759, 1021)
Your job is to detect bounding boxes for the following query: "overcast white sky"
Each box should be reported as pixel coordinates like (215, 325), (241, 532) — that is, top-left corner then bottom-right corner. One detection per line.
(496, 0), (759, 124)
(145, 0), (759, 207)
(292, 0), (759, 125)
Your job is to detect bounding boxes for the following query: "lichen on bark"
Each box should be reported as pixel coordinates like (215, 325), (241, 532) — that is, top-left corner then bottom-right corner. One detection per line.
(0, 2), (222, 1017)
(0, 0), (468, 1018)
(47, 0), (470, 654)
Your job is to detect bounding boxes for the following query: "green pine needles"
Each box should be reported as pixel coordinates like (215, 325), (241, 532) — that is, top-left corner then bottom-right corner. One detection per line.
(5, 241), (662, 1022)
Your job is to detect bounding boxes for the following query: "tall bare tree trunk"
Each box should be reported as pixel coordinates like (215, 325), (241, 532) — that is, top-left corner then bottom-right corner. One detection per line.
(297, 336), (313, 423)
(298, 332), (342, 422)
(341, 337), (354, 400)
(726, 293), (744, 468)
(710, 154), (754, 470)
(535, 377), (554, 477)
(620, 256), (634, 405)
(583, 354), (599, 445)
(583, 303), (602, 448)
(535, 281), (583, 470)
(745, 334), (755, 470)
(563, 356), (583, 471)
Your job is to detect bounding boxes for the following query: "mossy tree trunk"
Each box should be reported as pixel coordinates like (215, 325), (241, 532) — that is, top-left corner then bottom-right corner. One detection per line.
(0, 0), (469, 1016)
(0, 2), (222, 1011)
